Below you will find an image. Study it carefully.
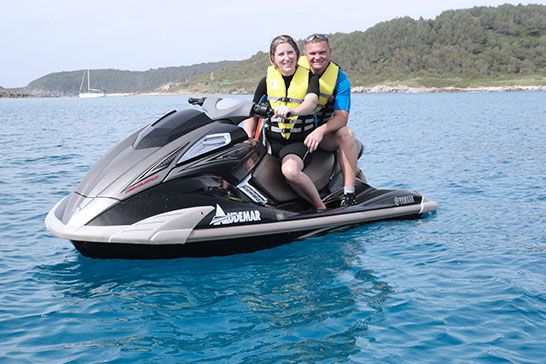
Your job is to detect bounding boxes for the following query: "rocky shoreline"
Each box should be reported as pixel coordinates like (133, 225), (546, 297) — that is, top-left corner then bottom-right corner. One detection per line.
(184, 85), (546, 95)
(2, 85), (545, 99)
(177, 85), (546, 96)
(351, 85), (546, 93)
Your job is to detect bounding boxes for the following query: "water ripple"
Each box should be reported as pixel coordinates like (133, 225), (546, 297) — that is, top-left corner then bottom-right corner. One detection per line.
(1, 93), (546, 362)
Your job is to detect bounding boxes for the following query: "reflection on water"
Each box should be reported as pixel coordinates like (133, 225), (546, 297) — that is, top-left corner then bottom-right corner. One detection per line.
(31, 233), (392, 361)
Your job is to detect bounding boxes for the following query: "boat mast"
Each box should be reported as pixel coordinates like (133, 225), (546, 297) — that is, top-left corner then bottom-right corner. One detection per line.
(79, 70), (86, 94)
(87, 69), (91, 92)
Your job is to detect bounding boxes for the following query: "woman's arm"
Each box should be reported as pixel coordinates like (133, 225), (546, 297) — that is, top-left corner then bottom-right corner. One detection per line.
(275, 72), (319, 117)
(242, 116), (258, 138)
(288, 93), (318, 116)
(274, 93), (318, 117)
(244, 77), (267, 138)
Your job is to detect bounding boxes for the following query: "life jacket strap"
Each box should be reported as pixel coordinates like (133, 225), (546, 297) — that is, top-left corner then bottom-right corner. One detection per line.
(267, 96), (304, 104)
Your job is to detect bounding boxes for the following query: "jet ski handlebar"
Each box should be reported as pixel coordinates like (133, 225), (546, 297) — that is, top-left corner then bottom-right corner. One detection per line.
(251, 103), (274, 118)
(188, 97), (205, 106)
(252, 104), (295, 118)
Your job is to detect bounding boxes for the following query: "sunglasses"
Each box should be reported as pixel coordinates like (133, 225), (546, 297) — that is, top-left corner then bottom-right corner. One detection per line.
(304, 33), (329, 43)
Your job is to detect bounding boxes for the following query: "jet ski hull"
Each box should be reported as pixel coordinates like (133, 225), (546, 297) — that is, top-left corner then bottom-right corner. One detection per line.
(71, 230), (309, 259)
(46, 194), (437, 259)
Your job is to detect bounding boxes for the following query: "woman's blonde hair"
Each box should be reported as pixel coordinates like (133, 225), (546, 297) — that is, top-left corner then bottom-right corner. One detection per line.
(269, 34), (300, 65)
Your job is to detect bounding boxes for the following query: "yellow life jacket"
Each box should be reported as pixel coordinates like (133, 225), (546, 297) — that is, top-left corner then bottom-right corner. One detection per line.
(298, 57), (339, 123)
(266, 65), (311, 140)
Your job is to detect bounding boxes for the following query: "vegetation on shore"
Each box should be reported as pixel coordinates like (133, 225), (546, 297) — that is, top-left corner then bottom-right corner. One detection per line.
(24, 61), (234, 97)
(4, 4), (545, 97)
(187, 4), (546, 93)
(0, 86), (30, 98)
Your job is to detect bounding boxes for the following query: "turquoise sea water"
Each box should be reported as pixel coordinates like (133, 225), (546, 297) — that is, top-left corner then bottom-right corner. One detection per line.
(1, 92), (545, 362)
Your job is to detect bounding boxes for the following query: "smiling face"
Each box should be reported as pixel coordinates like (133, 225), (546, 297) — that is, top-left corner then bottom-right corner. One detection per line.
(304, 40), (332, 75)
(272, 42), (298, 76)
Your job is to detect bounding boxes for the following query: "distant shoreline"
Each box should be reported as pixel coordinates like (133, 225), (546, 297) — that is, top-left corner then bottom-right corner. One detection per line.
(2, 85), (545, 99)
(350, 85), (546, 93)
(134, 85), (546, 97)
(137, 85), (546, 96)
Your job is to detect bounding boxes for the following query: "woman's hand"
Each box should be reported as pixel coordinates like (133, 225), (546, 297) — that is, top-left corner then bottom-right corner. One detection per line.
(274, 105), (293, 118)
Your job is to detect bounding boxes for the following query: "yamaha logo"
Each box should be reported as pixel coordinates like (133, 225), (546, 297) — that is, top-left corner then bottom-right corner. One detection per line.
(394, 195), (415, 206)
(210, 205), (261, 226)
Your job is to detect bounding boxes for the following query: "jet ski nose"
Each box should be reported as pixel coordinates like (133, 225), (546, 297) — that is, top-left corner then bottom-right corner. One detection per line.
(55, 192), (119, 227)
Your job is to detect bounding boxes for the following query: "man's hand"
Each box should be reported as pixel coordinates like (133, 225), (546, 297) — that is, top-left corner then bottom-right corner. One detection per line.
(305, 127), (325, 152)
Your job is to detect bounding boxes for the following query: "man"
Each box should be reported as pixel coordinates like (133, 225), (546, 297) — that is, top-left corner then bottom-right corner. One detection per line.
(302, 33), (359, 207)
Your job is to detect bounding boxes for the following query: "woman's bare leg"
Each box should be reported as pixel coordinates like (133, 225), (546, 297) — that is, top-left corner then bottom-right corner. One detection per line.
(281, 154), (326, 210)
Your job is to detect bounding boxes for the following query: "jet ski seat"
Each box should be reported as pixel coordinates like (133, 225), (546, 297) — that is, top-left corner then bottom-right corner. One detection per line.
(251, 150), (335, 203)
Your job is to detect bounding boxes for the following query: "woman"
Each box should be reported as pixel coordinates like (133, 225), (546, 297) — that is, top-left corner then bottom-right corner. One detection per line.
(243, 35), (326, 211)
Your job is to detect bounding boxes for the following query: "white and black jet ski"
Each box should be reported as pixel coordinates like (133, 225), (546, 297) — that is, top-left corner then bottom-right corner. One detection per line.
(45, 97), (437, 258)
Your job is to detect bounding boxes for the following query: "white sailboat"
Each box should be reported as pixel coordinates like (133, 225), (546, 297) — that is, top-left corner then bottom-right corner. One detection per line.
(79, 69), (105, 98)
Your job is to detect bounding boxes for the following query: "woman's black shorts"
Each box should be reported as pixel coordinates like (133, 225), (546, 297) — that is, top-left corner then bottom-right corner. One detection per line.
(269, 140), (311, 166)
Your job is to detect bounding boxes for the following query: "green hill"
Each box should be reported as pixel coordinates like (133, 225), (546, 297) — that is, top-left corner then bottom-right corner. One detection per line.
(25, 61), (235, 96)
(186, 3), (546, 92)
(10, 3), (546, 97)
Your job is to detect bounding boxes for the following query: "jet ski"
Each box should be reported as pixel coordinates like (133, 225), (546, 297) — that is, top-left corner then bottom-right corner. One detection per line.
(45, 97), (437, 259)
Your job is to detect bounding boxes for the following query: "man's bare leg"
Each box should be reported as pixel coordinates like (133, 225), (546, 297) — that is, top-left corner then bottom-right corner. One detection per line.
(320, 126), (358, 189)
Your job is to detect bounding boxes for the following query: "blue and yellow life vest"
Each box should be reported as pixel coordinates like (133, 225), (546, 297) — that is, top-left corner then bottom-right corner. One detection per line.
(266, 65), (314, 141)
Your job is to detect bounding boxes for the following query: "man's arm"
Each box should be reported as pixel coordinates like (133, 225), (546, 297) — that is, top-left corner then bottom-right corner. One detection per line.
(305, 70), (351, 152)
(304, 110), (349, 152)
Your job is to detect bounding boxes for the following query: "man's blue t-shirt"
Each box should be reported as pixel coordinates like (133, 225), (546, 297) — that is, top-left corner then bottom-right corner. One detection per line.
(333, 69), (351, 112)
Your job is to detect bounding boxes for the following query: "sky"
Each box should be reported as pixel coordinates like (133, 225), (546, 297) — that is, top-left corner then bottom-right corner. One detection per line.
(1, 0), (544, 88)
